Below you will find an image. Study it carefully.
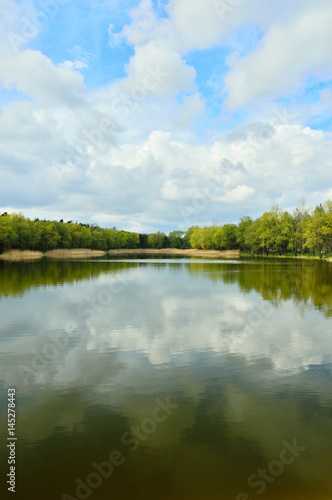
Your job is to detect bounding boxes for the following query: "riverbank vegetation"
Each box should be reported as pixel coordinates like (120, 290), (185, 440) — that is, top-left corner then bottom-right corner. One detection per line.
(108, 249), (240, 258)
(1, 200), (331, 258)
(0, 250), (44, 261)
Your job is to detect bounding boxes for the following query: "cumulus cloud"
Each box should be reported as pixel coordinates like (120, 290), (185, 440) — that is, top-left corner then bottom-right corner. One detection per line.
(220, 184), (255, 203)
(122, 41), (196, 100)
(120, 0), (168, 47)
(171, 93), (205, 127)
(0, 48), (85, 106)
(225, 3), (332, 108)
(114, 0), (332, 115)
(1, 98), (331, 230)
(0, 0), (331, 230)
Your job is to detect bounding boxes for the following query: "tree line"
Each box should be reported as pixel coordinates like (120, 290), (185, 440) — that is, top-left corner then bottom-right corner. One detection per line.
(147, 201), (332, 256)
(0, 214), (140, 253)
(1, 200), (332, 256)
(188, 201), (332, 256)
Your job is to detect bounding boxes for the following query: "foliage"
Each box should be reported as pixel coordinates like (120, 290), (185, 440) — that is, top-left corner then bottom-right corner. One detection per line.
(168, 230), (189, 249)
(1, 200), (332, 256)
(0, 214), (140, 253)
(148, 231), (166, 249)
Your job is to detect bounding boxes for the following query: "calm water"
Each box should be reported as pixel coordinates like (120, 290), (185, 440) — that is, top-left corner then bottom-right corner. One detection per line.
(0, 257), (332, 500)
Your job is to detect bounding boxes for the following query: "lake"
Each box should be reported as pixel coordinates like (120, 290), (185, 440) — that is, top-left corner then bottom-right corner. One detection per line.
(0, 257), (332, 499)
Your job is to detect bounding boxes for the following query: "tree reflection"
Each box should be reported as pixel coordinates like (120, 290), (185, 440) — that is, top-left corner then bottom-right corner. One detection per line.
(0, 260), (138, 298)
(1, 258), (331, 317)
(187, 260), (332, 317)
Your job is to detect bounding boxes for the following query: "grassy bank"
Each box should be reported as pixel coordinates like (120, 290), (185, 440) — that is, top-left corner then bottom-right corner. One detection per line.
(108, 248), (240, 258)
(45, 249), (106, 259)
(1, 249), (329, 262)
(241, 252), (332, 262)
(0, 250), (44, 261)
(0, 249), (106, 261)
(0, 248), (240, 261)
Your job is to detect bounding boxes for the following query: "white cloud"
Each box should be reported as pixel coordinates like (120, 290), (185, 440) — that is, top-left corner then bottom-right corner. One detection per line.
(0, 1), (331, 230)
(0, 0), (34, 42)
(122, 41), (196, 100)
(1, 99), (331, 230)
(0, 48), (85, 106)
(120, 0), (169, 47)
(110, 0), (197, 100)
(166, 0), (229, 52)
(115, 0), (332, 113)
(220, 184), (255, 203)
(225, 4), (332, 108)
(171, 93), (205, 127)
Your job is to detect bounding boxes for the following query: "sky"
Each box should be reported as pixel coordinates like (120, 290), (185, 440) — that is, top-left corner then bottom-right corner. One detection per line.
(0, 0), (332, 233)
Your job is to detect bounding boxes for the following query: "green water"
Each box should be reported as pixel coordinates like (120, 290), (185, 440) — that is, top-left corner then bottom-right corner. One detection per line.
(0, 257), (331, 500)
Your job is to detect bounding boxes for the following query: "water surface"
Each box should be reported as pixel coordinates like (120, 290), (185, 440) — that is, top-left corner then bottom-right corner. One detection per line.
(0, 257), (332, 499)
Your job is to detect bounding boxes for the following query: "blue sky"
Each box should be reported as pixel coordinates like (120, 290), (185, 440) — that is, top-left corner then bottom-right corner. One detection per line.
(0, 0), (332, 233)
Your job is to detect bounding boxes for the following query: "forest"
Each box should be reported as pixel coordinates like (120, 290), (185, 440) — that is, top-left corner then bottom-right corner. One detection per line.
(0, 200), (332, 256)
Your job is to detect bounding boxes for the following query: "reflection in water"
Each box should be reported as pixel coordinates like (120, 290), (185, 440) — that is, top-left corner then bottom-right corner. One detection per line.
(1, 258), (331, 316)
(0, 259), (138, 298)
(0, 258), (331, 499)
(186, 259), (332, 316)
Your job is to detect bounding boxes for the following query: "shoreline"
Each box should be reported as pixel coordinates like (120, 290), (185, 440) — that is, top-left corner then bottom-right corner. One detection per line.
(241, 253), (332, 262)
(0, 248), (330, 262)
(107, 249), (240, 258)
(0, 249), (107, 261)
(45, 249), (106, 259)
(0, 248), (240, 261)
(0, 250), (44, 261)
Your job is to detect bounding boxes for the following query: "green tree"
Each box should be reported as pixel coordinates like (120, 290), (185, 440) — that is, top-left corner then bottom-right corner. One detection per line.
(293, 200), (311, 255)
(148, 231), (166, 249)
(168, 230), (188, 249)
(244, 219), (261, 254)
(303, 206), (324, 256)
(236, 216), (253, 252)
(304, 202), (332, 256)
(276, 212), (294, 255)
(188, 227), (203, 249)
(204, 225), (220, 250)
(257, 206), (291, 255)
(219, 223), (238, 250)
(0, 214), (18, 252)
(321, 201), (332, 255)
(212, 227), (224, 249)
